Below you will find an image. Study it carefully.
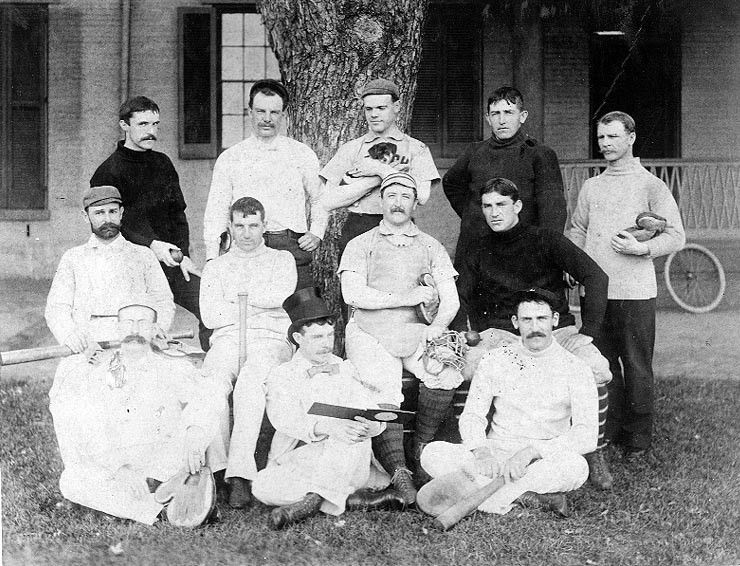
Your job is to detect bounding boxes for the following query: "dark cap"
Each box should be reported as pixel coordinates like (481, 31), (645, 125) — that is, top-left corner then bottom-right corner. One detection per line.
(361, 78), (400, 99)
(250, 79), (289, 106)
(83, 185), (122, 209)
(282, 287), (335, 346)
(512, 288), (559, 311)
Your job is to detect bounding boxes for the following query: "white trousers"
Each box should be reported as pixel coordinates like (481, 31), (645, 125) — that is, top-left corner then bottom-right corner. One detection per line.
(252, 438), (377, 516)
(345, 321), (463, 406)
(421, 440), (588, 515)
(203, 333), (292, 480)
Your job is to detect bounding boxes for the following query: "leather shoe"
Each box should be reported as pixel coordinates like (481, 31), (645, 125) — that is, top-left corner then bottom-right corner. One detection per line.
(390, 467), (417, 506)
(269, 493), (323, 529)
(585, 450), (614, 490)
(228, 477), (253, 509)
(515, 491), (570, 517)
(346, 488), (406, 511)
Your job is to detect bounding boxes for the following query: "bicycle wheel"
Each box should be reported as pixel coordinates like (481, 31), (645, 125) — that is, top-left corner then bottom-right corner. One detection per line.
(664, 243), (726, 313)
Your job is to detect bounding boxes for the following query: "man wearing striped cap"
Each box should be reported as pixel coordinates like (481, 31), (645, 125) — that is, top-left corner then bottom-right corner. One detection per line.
(338, 172), (462, 505)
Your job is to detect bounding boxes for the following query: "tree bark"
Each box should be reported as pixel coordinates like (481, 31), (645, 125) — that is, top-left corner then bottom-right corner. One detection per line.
(260, 0), (430, 349)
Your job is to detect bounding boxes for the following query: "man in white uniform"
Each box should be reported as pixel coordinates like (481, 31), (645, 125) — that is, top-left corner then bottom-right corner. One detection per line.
(200, 197), (297, 508)
(51, 304), (222, 525)
(421, 289), (598, 516)
(253, 288), (404, 529)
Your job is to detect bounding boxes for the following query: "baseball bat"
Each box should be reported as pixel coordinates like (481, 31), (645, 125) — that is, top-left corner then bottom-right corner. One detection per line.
(238, 292), (249, 369)
(0, 330), (195, 367)
(433, 475), (505, 531)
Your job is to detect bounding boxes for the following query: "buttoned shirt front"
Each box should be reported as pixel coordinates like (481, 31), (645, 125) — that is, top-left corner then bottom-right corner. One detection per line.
(320, 126), (440, 213)
(45, 234), (175, 344)
(203, 135), (327, 260)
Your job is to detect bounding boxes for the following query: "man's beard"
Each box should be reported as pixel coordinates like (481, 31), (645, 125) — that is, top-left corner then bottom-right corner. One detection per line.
(91, 222), (121, 240)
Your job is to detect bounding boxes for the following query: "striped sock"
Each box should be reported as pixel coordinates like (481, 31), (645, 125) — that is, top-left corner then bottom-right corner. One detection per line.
(372, 422), (407, 473)
(597, 384), (609, 450)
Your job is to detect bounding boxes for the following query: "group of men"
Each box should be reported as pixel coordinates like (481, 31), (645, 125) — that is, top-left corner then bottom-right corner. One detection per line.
(45, 76), (685, 529)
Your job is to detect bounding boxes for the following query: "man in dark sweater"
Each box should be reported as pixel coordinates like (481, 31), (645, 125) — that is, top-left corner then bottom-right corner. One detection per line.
(453, 177), (614, 490)
(443, 86), (566, 265)
(91, 96), (211, 350)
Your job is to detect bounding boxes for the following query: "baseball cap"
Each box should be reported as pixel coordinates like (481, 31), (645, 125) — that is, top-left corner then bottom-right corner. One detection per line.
(83, 185), (122, 209)
(250, 79), (289, 106)
(361, 78), (400, 99)
(380, 172), (417, 193)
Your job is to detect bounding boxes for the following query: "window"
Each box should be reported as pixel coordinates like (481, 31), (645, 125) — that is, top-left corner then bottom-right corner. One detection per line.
(410, 3), (482, 159)
(0, 4), (47, 214)
(178, 5), (280, 159)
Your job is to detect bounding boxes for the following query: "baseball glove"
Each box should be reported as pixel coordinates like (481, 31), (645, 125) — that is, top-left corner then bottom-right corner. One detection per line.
(155, 467), (216, 528)
(422, 330), (469, 375)
(416, 273), (440, 325)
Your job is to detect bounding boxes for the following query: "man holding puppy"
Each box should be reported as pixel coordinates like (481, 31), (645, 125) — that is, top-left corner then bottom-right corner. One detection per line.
(421, 289), (598, 518)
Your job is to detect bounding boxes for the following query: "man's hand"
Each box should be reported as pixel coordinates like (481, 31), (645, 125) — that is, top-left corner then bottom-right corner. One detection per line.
(558, 331), (593, 353)
(564, 272), (578, 288)
(178, 256), (201, 282)
(63, 330), (88, 354)
(150, 240), (180, 267)
(184, 426), (207, 474)
(611, 230), (650, 256)
(469, 446), (500, 478)
(501, 446), (539, 483)
(402, 286), (436, 307)
(424, 324), (446, 342)
(354, 416), (382, 439)
(298, 232), (321, 252)
(112, 464), (150, 500)
(314, 418), (370, 444)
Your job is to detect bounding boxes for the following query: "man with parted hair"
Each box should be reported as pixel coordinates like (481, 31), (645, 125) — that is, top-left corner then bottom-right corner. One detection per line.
(443, 86), (566, 265)
(204, 79), (326, 290)
(200, 196), (297, 509)
(91, 96), (210, 350)
(451, 176), (614, 489)
(422, 289), (598, 517)
(569, 111), (685, 460)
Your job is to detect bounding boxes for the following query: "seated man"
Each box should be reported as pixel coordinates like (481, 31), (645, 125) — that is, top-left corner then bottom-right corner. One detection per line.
(200, 197), (297, 509)
(252, 288), (404, 529)
(339, 172), (463, 504)
(452, 177), (613, 489)
(421, 289), (598, 516)
(52, 304), (223, 525)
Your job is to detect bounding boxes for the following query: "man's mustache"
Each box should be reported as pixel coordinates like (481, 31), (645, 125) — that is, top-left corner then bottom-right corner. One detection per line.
(390, 207), (406, 213)
(122, 334), (148, 345)
(526, 332), (547, 339)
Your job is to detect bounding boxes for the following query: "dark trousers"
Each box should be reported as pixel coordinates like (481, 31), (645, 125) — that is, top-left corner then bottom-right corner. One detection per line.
(593, 298), (656, 450)
(163, 266), (212, 351)
(264, 230), (314, 291)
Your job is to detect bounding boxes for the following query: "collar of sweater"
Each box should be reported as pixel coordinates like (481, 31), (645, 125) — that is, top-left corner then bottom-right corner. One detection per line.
(487, 129), (528, 149)
(604, 157), (642, 176)
(485, 220), (528, 244)
(228, 239), (270, 259)
(115, 140), (153, 162)
(511, 337), (561, 359)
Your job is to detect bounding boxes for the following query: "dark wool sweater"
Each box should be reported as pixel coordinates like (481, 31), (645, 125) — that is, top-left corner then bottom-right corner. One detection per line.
(91, 141), (191, 256)
(443, 131), (566, 259)
(452, 222), (608, 338)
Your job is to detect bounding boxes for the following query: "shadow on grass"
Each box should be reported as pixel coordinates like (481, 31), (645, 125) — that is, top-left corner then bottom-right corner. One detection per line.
(2, 377), (739, 566)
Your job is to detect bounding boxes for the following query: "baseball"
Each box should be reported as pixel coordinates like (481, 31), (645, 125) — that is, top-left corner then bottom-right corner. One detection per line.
(464, 330), (482, 347)
(170, 249), (184, 263)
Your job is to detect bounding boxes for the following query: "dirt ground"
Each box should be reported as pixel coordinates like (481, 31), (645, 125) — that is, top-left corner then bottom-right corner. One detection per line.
(1, 277), (738, 383)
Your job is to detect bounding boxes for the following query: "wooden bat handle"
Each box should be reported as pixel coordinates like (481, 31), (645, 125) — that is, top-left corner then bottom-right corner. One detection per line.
(0, 330), (195, 367)
(434, 475), (505, 531)
(238, 292), (249, 369)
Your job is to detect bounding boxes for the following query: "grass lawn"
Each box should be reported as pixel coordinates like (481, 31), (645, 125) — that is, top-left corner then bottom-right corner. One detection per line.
(2, 376), (739, 566)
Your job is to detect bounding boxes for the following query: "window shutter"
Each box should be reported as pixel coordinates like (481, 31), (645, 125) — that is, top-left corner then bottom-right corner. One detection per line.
(178, 7), (217, 159)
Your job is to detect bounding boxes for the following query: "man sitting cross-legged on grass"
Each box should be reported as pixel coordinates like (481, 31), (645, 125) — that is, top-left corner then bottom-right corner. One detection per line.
(252, 288), (404, 529)
(51, 304), (223, 525)
(452, 177), (613, 490)
(421, 289), (598, 517)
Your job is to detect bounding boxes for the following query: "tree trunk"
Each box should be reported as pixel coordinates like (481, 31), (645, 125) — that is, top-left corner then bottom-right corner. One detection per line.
(260, 0), (430, 349)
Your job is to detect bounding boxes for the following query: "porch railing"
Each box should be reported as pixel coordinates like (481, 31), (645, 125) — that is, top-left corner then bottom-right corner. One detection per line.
(560, 160), (740, 237)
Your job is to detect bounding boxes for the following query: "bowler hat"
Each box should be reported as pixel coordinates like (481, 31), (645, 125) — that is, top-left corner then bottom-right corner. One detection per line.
(282, 287), (335, 345)
(83, 185), (122, 209)
(361, 78), (400, 99)
(512, 287), (559, 311)
(250, 79), (289, 105)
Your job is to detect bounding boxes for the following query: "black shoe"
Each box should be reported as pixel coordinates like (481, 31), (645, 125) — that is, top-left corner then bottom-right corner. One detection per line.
(228, 477), (253, 509)
(346, 488), (406, 512)
(515, 491), (570, 517)
(585, 450), (614, 490)
(269, 493), (323, 530)
(390, 467), (417, 506)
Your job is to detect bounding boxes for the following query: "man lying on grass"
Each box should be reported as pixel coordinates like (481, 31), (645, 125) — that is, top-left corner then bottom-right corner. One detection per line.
(50, 304), (223, 526)
(420, 288), (598, 518)
(252, 288), (405, 529)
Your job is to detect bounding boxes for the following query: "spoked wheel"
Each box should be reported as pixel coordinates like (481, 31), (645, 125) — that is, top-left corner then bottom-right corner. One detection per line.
(664, 243), (726, 313)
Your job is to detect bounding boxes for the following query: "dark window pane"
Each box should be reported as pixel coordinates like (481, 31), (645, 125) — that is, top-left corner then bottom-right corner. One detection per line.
(183, 12), (212, 145)
(10, 107), (43, 209)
